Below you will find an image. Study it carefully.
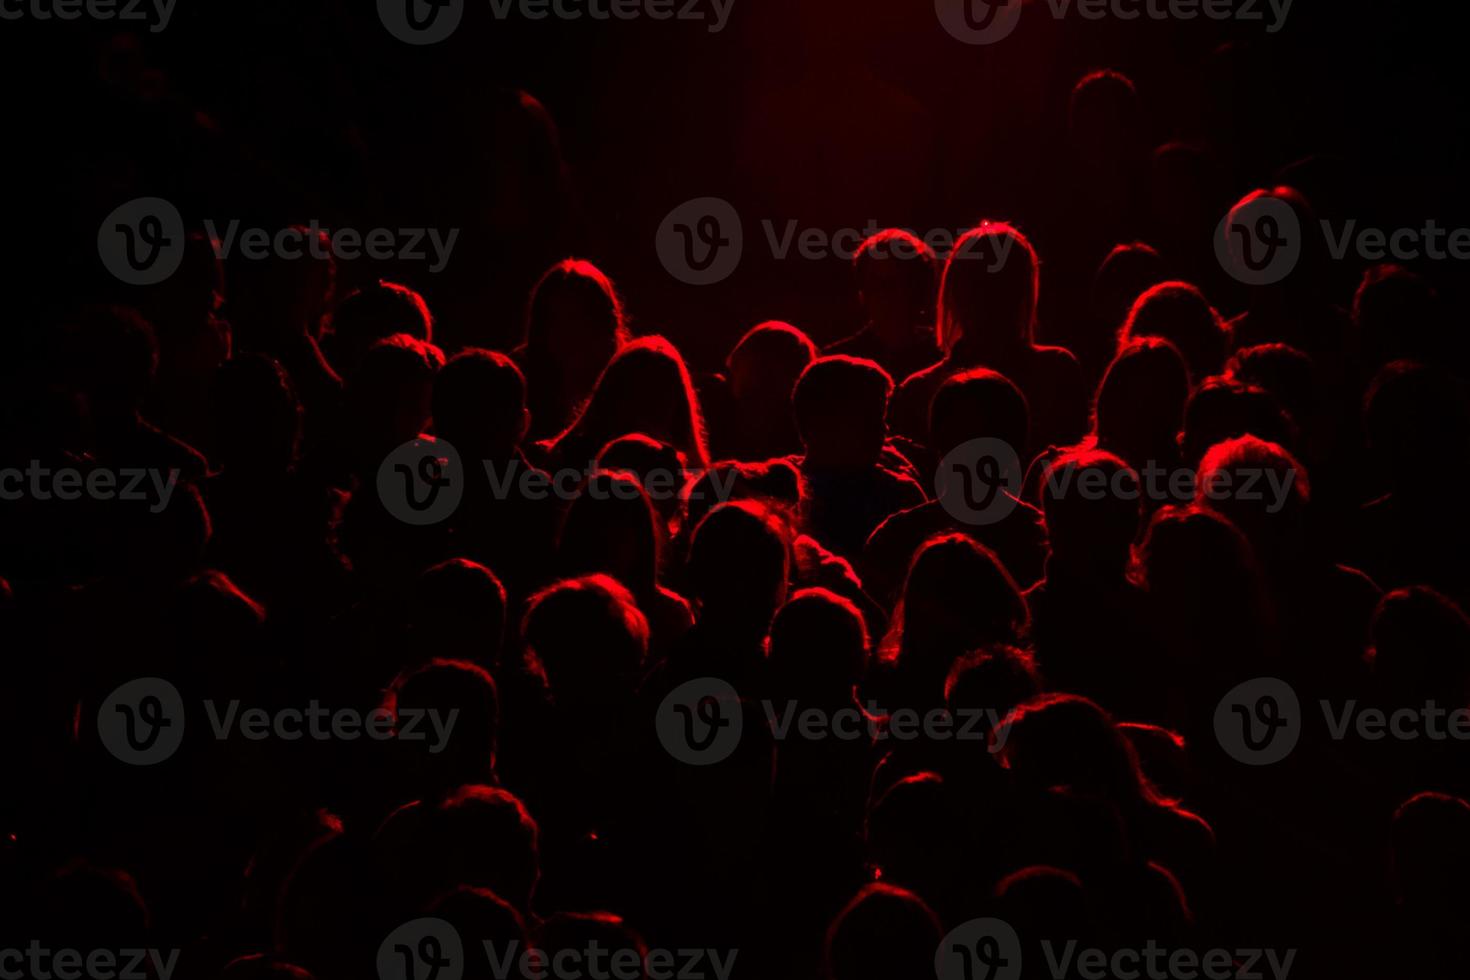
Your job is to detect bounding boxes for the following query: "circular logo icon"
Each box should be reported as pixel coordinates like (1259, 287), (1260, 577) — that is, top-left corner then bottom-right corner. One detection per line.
(378, 918), (465, 980)
(1214, 677), (1302, 766)
(1216, 196), (1302, 286)
(936, 918), (1023, 980)
(656, 677), (743, 765)
(98, 198), (186, 286)
(378, 0), (464, 45)
(656, 197), (743, 286)
(935, 438), (1023, 526)
(377, 438), (464, 526)
(97, 678), (187, 766)
(935, 0), (1024, 45)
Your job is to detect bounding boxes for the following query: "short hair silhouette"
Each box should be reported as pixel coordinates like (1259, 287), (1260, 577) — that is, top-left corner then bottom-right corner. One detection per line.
(823, 883), (942, 980)
(793, 355), (895, 466)
(1120, 281), (1229, 382)
(930, 367), (1030, 459)
(432, 348), (529, 457)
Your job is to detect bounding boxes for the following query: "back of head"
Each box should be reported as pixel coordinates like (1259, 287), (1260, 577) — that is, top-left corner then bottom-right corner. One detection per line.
(852, 229), (938, 328)
(995, 693), (1155, 807)
(347, 333), (446, 455)
(434, 784), (541, 913)
(823, 883), (942, 980)
(522, 573), (649, 703)
(525, 258), (627, 357)
(793, 355), (894, 466)
(1354, 264), (1442, 369)
(423, 886), (529, 980)
(211, 353), (302, 472)
(1195, 434), (1309, 559)
(557, 470), (660, 594)
(63, 304), (159, 414)
(1368, 587), (1470, 707)
(1094, 337), (1189, 460)
(1121, 281), (1229, 382)
(687, 500), (791, 630)
(1040, 450), (1141, 572)
(726, 320), (819, 396)
(938, 222), (1040, 357)
(1225, 343), (1316, 431)
(929, 367), (1030, 460)
(432, 348), (528, 457)
(1180, 376), (1295, 468)
(412, 559), (508, 670)
(564, 335), (709, 468)
(538, 913), (648, 980)
(768, 587), (871, 702)
(896, 534), (1028, 659)
(597, 433), (689, 529)
(326, 281), (433, 376)
(1068, 69), (1141, 163)
(1091, 241), (1166, 336)
(683, 458), (804, 535)
(945, 644), (1043, 741)
(387, 658), (501, 791)
(1365, 361), (1470, 479)
(1391, 792), (1470, 910)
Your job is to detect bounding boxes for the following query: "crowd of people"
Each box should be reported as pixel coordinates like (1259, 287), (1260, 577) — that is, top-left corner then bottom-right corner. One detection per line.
(2, 36), (1469, 980)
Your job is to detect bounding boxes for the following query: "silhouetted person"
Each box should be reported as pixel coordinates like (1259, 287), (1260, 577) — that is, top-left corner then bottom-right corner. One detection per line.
(709, 320), (818, 462)
(791, 355), (923, 560)
(823, 883), (941, 980)
(1119, 281), (1230, 382)
(826, 229), (939, 383)
(322, 280), (434, 380)
(892, 223), (1087, 451)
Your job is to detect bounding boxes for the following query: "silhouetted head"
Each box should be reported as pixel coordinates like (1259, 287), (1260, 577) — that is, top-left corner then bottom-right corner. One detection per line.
(596, 433), (689, 531)
(423, 886), (529, 980)
(888, 534), (1028, 676)
(823, 883), (942, 980)
(938, 222), (1040, 358)
(1222, 186), (1325, 305)
(33, 861), (150, 949)
(558, 470), (663, 596)
(1068, 69), (1142, 167)
(1365, 361), (1470, 486)
(538, 913), (649, 980)
(793, 355), (894, 467)
(768, 587), (871, 703)
(995, 865), (1092, 951)
(1091, 241), (1166, 337)
(929, 367), (1030, 461)
(1226, 343), (1317, 434)
(553, 335), (710, 468)
(522, 573), (649, 705)
(687, 501), (791, 634)
(1367, 587), (1470, 708)
(852, 229), (939, 332)
(945, 644), (1043, 745)
(1120, 281), (1229, 382)
(1354, 264), (1442, 369)
(432, 785), (541, 914)
(385, 658), (500, 793)
(1195, 435), (1308, 566)
(1093, 337), (1189, 465)
(1041, 450), (1141, 575)
(996, 693), (1167, 808)
(326, 281), (433, 377)
(724, 321), (819, 458)
(412, 559), (508, 671)
(1180, 376), (1295, 468)
(432, 348), (529, 459)
(524, 259), (628, 431)
(211, 353), (302, 473)
(345, 333), (445, 461)
(683, 458), (805, 536)
(1391, 792), (1470, 911)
